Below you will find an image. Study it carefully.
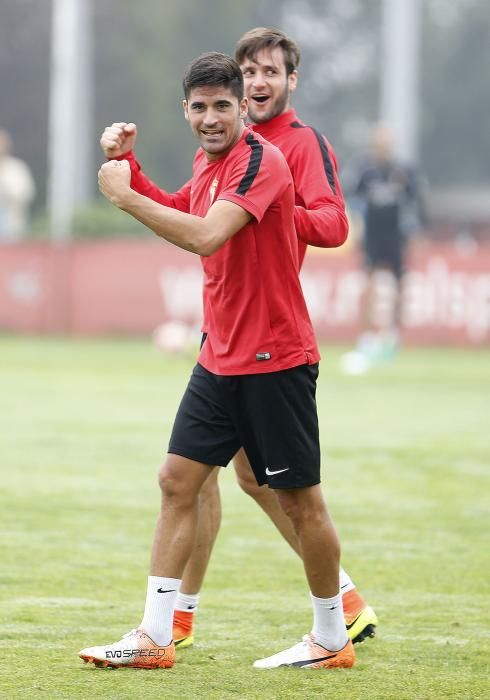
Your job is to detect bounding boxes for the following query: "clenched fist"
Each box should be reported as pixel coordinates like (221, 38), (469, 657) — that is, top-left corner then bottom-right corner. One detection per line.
(100, 122), (138, 158)
(98, 159), (131, 207)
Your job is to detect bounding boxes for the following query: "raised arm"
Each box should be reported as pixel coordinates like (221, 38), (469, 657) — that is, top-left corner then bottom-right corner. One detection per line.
(98, 160), (252, 257)
(100, 122), (191, 212)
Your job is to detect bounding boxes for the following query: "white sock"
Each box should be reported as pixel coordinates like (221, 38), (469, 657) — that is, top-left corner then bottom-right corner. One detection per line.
(339, 567), (356, 594)
(175, 592), (200, 613)
(310, 591), (349, 652)
(140, 576), (180, 646)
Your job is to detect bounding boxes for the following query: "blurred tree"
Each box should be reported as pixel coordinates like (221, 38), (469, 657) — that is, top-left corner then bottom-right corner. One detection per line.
(421, 0), (490, 187)
(0, 0), (51, 212)
(94, 0), (262, 192)
(275, 0), (490, 191)
(1, 0), (489, 235)
(270, 0), (381, 164)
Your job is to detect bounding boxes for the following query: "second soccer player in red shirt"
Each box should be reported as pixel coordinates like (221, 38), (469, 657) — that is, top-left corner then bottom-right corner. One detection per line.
(173, 29), (378, 659)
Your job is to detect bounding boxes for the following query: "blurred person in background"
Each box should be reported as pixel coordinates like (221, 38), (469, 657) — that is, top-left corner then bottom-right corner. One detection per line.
(171, 27), (378, 656)
(0, 128), (36, 243)
(341, 123), (427, 373)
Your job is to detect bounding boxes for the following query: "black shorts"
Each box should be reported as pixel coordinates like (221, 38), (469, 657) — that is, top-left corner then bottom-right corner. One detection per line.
(364, 230), (406, 279)
(168, 362), (321, 489)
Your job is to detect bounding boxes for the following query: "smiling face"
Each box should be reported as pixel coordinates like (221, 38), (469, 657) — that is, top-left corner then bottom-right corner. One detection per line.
(183, 86), (248, 160)
(240, 46), (297, 124)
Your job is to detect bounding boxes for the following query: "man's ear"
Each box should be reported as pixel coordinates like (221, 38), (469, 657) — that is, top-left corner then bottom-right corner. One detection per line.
(182, 99), (189, 121)
(288, 70), (298, 94)
(239, 97), (248, 120)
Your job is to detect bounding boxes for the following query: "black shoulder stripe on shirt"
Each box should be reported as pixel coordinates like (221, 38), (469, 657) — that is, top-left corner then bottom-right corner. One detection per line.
(291, 121), (337, 195)
(236, 133), (263, 196)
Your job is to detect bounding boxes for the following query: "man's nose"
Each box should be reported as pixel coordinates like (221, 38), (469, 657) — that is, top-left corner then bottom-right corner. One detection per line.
(251, 71), (267, 90)
(203, 110), (219, 126)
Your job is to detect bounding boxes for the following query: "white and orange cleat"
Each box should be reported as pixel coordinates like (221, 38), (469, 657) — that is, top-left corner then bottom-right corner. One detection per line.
(253, 635), (355, 670)
(79, 629), (175, 669)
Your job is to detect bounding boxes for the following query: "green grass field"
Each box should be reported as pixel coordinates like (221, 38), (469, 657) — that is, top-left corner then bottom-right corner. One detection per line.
(1, 337), (489, 699)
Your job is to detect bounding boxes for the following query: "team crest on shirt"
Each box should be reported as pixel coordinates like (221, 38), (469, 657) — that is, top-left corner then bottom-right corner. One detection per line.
(209, 178), (219, 204)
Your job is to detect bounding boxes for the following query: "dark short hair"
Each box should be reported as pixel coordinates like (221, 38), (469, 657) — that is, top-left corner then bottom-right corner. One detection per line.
(235, 27), (301, 75)
(182, 52), (244, 100)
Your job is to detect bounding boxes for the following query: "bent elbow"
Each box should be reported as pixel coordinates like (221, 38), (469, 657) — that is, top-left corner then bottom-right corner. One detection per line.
(195, 232), (224, 257)
(332, 215), (349, 248)
(335, 224), (349, 248)
(194, 241), (219, 257)
(194, 240), (215, 257)
(197, 247), (212, 257)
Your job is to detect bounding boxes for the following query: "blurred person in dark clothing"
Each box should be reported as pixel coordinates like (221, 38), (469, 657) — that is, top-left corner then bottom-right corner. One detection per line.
(342, 124), (427, 372)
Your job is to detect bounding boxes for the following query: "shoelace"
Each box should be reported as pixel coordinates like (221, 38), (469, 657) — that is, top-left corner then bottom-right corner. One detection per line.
(122, 629), (138, 639)
(280, 640), (310, 657)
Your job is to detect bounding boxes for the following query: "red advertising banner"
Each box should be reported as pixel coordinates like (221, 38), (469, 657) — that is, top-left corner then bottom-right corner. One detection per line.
(1, 239), (489, 345)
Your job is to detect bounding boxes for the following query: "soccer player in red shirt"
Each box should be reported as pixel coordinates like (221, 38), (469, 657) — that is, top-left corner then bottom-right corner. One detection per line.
(79, 52), (355, 670)
(172, 30), (377, 660)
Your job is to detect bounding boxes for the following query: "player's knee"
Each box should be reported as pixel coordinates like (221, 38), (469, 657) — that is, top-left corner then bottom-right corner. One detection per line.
(275, 491), (304, 523)
(236, 470), (263, 500)
(157, 461), (186, 501)
(275, 489), (324, 528)
(234, 449), (264, 500)
(199, 469), (220, 503)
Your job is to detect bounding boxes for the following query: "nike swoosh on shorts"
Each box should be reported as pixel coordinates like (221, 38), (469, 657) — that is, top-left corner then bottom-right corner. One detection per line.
(265, 467), (290, 476)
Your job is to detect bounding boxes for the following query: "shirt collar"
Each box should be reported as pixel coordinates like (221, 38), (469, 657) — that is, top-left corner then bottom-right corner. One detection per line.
(250, 108), (299, 137)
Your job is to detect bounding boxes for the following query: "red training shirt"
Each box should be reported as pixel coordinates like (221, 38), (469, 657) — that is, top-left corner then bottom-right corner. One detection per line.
(251, 108), (348, 267)
(116, 127), (320, 375)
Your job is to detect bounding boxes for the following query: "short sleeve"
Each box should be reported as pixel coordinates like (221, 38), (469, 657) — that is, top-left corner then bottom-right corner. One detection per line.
(217, 135), (291, 222)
